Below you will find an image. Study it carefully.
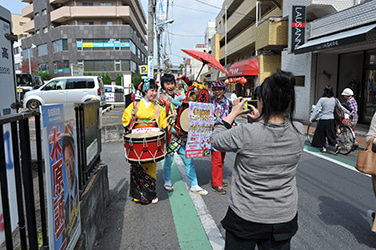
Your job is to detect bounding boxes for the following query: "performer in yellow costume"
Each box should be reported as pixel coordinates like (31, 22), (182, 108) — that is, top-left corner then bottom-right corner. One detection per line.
(122, 78), (167, 204)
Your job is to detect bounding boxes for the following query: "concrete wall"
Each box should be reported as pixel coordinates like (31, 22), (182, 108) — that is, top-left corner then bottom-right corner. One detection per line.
(75, 164), (109, 250)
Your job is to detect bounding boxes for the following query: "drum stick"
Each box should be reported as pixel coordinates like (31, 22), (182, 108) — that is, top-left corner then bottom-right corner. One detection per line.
(372, 215), (376, 232)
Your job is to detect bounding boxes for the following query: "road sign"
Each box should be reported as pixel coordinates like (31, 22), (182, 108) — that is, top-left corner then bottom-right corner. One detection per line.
(139, 65), (147, 75)
(148, 56), (153, 79)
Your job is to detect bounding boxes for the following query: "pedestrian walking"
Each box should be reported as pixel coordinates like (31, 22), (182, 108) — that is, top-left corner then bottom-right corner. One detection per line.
(122, 78), (167, 204)
(310, 85), (350, 154)
(156, 73), (208, 195)
(211, 70), (305, 249)
(210, 80), (232, 195)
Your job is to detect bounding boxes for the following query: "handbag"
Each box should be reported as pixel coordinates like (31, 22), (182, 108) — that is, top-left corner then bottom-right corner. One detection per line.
(355, 136), (376, 175)
(334, 98), (345, 125)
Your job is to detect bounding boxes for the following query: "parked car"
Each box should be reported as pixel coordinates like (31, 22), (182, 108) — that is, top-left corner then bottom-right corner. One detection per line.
(16, 73), (44, 100)
(104, 85), (124, 103)
(23, 76), (106, 109)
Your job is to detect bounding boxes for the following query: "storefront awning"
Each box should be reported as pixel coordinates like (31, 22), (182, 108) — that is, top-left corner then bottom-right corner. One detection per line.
(227, 58), (259, 77)
(294, 23), (376, 54)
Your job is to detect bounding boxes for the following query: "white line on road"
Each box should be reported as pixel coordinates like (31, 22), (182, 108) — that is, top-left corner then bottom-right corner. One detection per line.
(174, 154), (225, 250)
(303, 149), (370, 177)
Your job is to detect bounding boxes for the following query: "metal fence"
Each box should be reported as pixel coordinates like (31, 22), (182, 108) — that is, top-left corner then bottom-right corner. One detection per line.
(0, 101), (101, 249)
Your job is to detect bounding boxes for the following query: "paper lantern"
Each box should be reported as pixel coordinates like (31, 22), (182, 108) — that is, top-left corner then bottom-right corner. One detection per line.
(224, 79), (229, 85)
(239, 77), (247, 85)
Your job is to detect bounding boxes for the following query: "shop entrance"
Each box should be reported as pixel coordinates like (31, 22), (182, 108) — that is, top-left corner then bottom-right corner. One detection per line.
(362, 49), (376, 123)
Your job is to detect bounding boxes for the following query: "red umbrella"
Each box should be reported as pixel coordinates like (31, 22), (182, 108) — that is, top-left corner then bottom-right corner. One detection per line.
(181, 49), (228, 80)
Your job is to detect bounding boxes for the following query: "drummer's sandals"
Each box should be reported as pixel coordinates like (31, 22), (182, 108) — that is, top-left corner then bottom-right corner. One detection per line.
(163, 184), (175, 192)
(190, 185), (208, 196)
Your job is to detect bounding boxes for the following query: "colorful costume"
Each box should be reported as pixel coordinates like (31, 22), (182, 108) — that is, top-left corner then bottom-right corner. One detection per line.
(122, 98), (167, 203)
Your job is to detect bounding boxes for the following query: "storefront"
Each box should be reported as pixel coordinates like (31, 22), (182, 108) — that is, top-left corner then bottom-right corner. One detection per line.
(227, 58), (259, 97)
(294, 22), (376, 124)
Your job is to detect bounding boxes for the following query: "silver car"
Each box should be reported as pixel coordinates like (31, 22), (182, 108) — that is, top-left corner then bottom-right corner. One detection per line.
(23, 76), (106, 109)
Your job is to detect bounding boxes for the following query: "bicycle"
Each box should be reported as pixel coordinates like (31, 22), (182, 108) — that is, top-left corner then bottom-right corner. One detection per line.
(306, 117), (356, 155)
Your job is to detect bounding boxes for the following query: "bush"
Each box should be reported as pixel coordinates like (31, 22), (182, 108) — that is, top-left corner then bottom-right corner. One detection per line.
(38, 71), (51, 80)
(115, 73), (122, 86)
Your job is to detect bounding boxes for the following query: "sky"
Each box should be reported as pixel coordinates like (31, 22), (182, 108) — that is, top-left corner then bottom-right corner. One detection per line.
(0, 0), (222, 67)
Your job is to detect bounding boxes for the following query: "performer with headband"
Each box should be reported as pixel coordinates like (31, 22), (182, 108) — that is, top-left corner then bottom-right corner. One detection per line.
(210, 80), (233, 195)
(156, 73), (208, 195)
(122, 78), (167, 204)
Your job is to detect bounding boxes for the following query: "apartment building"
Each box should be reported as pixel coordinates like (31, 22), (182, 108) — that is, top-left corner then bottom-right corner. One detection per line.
(11, 14), (30, 73)
(213, 0), (285, 96)
(20, 0), (147, 80)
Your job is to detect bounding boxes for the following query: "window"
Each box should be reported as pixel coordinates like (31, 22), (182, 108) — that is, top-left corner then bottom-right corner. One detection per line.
(14, 47), (19, 54)
(42, 9), (47, 15)
(38, 63), (48, 72)
(101, 21), (112, 25)
(54, 60), (70, 73)
(53, 39), (68, 53)
(38, 44), (48, 56)
(23, 48), (33, 59)
(83, 21), (94, 25)
(43, 27), (48, 33)
(43, 79), (67, 90)
(100, 2), (112, 6)
(67, 79), (87, 89)
(82, 2), (94, 6)
(121, 60), (130, 71)
(35, 12), (39, 16)
(19, 22), (25, 26)
(84, 60), (114, 71)
(36, 30), (40, 34)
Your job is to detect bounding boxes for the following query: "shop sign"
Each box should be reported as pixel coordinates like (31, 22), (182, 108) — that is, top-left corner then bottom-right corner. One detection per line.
(291, 6), (306, 52)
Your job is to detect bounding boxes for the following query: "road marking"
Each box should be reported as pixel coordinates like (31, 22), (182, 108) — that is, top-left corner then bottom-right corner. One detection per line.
(304, 145), (370, 177)
(173, 155), (225, 250)
(162, 157), (212, 250)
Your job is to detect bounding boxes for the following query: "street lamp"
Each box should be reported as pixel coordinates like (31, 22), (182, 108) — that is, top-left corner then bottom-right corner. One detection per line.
(28, 43), (36, 75)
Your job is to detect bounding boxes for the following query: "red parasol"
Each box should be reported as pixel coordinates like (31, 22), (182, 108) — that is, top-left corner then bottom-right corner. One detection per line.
(181, 49), (229, 80)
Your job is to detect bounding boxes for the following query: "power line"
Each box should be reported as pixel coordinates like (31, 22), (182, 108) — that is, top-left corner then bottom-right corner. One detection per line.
(193, 0), (255, 19)
(173, 4), (218, 15)
(165, 30), (204, 38)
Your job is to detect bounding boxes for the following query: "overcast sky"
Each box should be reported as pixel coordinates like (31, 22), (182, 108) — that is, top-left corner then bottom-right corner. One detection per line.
(0, 0), (222, 67)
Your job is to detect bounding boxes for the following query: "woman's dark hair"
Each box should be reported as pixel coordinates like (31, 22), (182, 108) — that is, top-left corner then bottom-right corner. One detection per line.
(141, 78), (158, 94)
(322, 85), (334, 97)
(161, 74), (176, 90)
(256, 70), (298, 130)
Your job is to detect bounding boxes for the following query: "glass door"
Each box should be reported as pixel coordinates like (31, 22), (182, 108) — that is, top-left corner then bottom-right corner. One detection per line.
(363, 69), (376, 122)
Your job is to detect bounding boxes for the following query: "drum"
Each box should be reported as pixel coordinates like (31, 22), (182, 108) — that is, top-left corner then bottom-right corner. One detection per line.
(123, 130), (166, 164)
(176, 102), (189, 135)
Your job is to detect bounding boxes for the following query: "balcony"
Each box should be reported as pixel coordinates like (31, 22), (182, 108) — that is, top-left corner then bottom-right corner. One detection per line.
(23, 20), (35, 33)
(21, 0), (32, 3)
(21, 3), (33, 19)
(50, 0), (70, 4)
(50, 6), (131, 23)
(255, 17), (288, 50)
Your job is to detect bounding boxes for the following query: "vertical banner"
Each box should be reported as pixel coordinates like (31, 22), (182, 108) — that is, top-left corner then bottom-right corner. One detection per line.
(41, 104), (81, 250)
(291, 6), (306, 52)
(185, 102), (214, 158)
(147, 56), (153, 79)
(0, 6), (18, 246)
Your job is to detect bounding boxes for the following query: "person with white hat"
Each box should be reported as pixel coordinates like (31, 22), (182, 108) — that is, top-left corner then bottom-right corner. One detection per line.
(341, 88), (358, 129)
(341, 87), (359, 149)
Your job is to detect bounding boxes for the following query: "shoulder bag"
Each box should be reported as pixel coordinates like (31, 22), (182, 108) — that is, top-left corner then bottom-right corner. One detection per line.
(355, 136), (376, 175)
(334, 98), (345, 125)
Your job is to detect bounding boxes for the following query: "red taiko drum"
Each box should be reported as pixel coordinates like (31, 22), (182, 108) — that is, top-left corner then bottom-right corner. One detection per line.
(123, 130), (166, 164)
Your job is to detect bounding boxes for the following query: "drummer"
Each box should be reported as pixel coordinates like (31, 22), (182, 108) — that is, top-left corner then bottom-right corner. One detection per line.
(122, 78), (167, 204)
(156, 73), (208, 196)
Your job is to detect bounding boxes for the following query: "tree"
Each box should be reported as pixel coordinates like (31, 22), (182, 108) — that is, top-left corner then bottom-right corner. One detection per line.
(103, 72), (112, 85)
(132, 74), (142, 89)
(115, 73), (122, 86)
(38, 71), (51, 80)
(19, 60), (38, 74)
(178, 64), (184, 75)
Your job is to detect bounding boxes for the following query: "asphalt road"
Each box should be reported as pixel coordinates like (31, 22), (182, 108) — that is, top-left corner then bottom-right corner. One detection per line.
(93, 137), (376, 249)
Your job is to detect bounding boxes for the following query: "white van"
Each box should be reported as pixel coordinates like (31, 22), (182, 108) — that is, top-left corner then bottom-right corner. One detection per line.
(104, 85), (124, 103)
(23, 76), (106, 109)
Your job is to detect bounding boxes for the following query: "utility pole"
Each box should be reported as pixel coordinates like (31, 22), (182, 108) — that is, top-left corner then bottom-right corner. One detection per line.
(147, 0), (155, 79)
